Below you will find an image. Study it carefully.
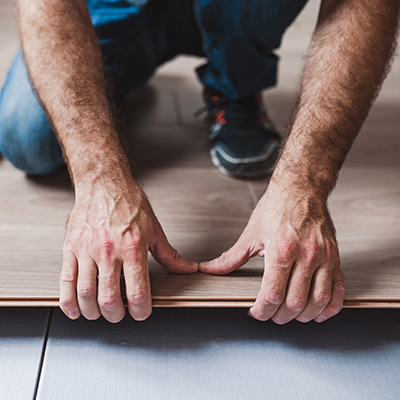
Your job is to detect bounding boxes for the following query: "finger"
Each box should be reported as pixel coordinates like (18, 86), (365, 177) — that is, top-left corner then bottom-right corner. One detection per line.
(123, 241), (152, 321)
(248, 249), (294, 321)
(271, 258), (318, 325)
(97, 258), (126, 323)
(59, 249), (80, 320)
(151, 219), (198, 274)
(295, 264), (332, 323)
(199, 235), (252, 275)
(314, 264), (345, 323)
(76, 258), (101, 320)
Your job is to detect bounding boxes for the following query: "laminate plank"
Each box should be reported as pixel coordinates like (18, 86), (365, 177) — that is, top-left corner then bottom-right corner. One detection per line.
(0, 308), (49, 400)
(1, 159), (400, 306)
(126, 124), (212, 168)
(123, 86), (178, 127)
(0, 164), (257, 303)
(37, 308), (400, 400)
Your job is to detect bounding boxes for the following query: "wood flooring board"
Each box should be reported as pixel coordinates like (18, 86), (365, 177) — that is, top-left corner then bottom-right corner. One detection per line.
(37, 308), (400, 400)
(127, 125), (212, 168)
(0, 165), (256, 302)
(124, 88), (178, 127)
(1, 162), (400, 304)
(0, 308), (49, 400)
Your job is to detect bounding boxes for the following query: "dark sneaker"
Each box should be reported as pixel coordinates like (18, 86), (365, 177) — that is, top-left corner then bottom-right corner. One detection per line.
(201, 87), (282, 179)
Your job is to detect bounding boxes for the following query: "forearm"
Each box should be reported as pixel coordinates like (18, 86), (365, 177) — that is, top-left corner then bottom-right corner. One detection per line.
(272, 0), (399, 200)
(16, 0), (132, 189)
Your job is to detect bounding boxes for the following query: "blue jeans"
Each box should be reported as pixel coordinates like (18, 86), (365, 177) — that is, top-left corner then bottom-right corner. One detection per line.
(0, 0), (307, 175)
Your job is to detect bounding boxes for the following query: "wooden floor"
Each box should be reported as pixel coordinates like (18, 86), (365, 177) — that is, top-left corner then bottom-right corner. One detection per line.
(0, 1), (400, 398)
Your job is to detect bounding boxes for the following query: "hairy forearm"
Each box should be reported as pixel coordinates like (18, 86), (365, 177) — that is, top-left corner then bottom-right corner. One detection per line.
(272, 0), (399, 200)
(16, 0), (132, 189)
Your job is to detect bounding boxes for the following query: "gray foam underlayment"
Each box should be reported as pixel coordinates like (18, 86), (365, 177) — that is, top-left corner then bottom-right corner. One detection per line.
(30, 308), (400, 400)
(1, 308), (399, 400)
(0, 308), (49, 400)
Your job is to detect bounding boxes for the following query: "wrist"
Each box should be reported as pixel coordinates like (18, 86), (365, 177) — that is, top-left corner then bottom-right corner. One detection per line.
(73, 161), (139, 201)
(265, 169), (329, 210)
(67, 141), (133, 186)
(270, 156), (336, 202)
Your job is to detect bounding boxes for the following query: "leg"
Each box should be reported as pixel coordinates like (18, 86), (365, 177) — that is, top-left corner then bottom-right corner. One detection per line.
(0, 0), (177, 175)
(0, 50), (64, 175)
(194, 0), (309, 99)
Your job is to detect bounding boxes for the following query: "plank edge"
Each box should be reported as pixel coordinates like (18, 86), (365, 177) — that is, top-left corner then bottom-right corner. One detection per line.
(1, 299), (400, 308)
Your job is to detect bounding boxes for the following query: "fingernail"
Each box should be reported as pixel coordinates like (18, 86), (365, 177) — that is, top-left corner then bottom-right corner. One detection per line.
(70, 309), (80, 319)
(189, 261), (199, 269)
(316, 315), (327, 323)
(200, 260), (214, 267)
(247, 308), (254, 318)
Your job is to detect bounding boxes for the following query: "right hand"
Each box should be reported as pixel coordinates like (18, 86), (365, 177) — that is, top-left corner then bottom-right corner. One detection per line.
(59, 178), (198, 322)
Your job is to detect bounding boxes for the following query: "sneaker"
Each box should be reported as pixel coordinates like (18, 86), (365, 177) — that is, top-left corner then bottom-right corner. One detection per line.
(200, 87), (282, 179)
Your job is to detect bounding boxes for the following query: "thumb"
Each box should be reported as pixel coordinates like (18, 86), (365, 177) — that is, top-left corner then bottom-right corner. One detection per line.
(199, 236), (252, 275)
(150, 219), (198, 274)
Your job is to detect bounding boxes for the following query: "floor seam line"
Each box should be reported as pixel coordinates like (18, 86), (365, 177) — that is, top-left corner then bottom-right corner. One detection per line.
(32, 307), (53, 400)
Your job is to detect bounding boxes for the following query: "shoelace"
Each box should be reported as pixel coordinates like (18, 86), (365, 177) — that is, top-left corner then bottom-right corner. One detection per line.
(194, 91), (268, 125)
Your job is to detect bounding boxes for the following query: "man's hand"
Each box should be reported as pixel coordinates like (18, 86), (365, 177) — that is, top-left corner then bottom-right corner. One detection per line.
(200, 0), (399, 324)
(200, 180), (345, 324)
(59, 180), (198, 322)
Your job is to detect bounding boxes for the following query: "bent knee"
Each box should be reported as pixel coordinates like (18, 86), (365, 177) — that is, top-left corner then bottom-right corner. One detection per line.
(0, 111), (64, 176)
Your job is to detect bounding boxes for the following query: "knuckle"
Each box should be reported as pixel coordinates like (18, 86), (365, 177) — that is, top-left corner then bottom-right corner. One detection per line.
(99, 293), (119, 310)
(236, 245), (250, 262)
(286, 297), (307, 312)
(125, 236), (144, 253)
(219, 251), (228, 262)
(127, 290), (148, 305)
(313, 291), (331, 307)
(99, 239), (115, 259)
(334, 281), (346, 295)
(263, 290), (284, 306)
(325, 241), (338, 260)
(302, 240), (320, 262)
(169, 247), (180, 262)
(77, 283), (96, 300)
(60, 272), (75, 283)
(276, 240), (297, 265)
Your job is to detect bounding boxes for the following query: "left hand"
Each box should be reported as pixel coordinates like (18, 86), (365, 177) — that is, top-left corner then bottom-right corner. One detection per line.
(199, 181), (345, 324)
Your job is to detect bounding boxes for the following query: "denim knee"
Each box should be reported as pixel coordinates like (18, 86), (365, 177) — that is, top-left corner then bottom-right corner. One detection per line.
(0, 51), (64, 176)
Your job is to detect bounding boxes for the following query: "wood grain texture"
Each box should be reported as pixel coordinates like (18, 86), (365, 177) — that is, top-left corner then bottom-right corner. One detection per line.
(1, 160), (399, 307)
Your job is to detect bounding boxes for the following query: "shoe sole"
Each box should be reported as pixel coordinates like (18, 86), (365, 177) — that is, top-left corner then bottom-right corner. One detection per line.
(210, 147), (278, 179)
